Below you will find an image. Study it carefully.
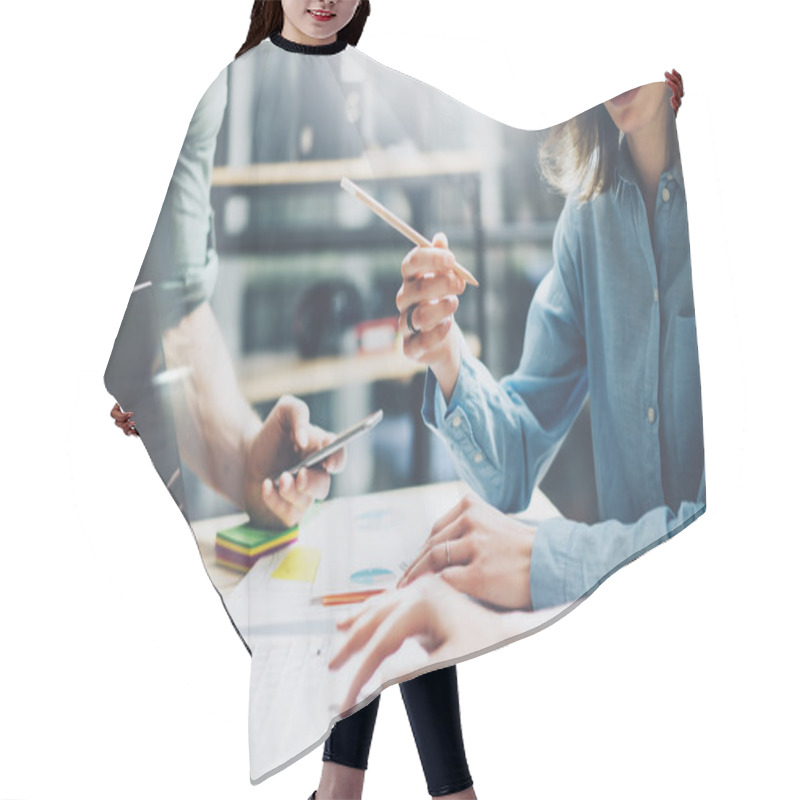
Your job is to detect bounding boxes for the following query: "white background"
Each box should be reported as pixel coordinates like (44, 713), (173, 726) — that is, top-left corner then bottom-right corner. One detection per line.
(2, 1), (798, 798)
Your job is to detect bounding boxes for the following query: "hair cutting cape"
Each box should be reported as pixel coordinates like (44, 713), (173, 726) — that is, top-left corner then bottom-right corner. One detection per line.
(105, 36), (705, 782)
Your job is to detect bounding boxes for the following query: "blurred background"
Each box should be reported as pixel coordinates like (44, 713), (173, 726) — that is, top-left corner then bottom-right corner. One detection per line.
(183, 50), (598, 524)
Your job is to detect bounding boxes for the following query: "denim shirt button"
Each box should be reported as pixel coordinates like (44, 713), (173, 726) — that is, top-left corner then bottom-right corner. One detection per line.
(452, 415), (462, 428)
(473, 452), (484, 464)
(661, 187), (671, 203)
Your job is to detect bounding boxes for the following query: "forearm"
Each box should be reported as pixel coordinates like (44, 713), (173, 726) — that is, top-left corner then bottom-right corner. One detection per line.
(162, 302), (260, 508)
(529, 498), (707, 609)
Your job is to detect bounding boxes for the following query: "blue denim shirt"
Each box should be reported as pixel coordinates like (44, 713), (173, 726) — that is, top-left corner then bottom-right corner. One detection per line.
(423, 142), (706, 609)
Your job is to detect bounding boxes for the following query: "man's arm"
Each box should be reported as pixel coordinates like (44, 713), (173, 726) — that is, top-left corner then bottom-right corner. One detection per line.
(161, 301), (343, 529)
(161, 301), (259, 509)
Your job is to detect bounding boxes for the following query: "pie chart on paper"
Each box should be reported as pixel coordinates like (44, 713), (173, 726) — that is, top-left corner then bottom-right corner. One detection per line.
(350, 568), (395, 587)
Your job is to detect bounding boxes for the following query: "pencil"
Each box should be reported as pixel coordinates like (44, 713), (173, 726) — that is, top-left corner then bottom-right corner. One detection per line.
(321, 589), (386, 606)
(340, 177), (479, 287)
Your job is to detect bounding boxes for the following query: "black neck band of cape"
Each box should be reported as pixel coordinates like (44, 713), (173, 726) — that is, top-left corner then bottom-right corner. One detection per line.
(270, 33), (347, 55)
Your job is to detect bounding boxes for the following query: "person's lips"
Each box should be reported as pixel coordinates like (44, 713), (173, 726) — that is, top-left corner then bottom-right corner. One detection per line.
(608, 87), (640, 107)
(308, 8), (335, 21)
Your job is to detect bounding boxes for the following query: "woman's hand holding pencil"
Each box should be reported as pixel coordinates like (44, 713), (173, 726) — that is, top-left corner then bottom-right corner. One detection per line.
(395, 232), (466, 402)
(339, 177), (473, 403)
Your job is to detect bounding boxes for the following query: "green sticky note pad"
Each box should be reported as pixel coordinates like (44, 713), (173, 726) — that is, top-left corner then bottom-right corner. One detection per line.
(272, 546), (321, 583)
(217, 523), (296, 549)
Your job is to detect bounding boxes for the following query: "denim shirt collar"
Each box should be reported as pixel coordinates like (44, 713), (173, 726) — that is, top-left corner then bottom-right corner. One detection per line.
(615, 135), (684, 192)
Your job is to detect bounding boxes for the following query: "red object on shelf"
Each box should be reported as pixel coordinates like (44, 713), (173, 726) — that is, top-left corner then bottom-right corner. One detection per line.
(356, 317), (400, 354)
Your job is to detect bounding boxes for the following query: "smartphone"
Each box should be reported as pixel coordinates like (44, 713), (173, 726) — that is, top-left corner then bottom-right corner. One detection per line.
(284, 409), (384, 476)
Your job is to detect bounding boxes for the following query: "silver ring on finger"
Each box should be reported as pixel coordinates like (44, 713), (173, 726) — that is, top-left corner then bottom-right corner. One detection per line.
(445, 539), (451, 567)
(407, 303), (421, 335)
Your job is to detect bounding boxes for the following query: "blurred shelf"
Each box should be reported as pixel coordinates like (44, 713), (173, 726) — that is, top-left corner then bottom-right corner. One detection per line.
(238, 333), (480, 404)
(212, 149), (485, 188)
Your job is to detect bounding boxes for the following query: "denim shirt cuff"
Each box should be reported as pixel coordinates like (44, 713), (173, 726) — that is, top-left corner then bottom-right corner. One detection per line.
(529, 517), (577, 610)
(421, 355), (498, 489)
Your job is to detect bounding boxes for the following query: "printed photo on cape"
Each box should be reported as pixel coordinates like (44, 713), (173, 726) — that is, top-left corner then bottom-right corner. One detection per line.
(106, 36), (704, 781)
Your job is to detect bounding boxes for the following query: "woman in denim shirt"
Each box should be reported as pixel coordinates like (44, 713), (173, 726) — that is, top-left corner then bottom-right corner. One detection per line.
(390, 73), (704, 613)
(330, 72), (705, 701)
(328, 74), (702, 669)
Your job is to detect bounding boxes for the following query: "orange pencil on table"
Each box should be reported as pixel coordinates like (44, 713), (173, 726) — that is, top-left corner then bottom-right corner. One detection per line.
(340, 177), (479, 288)
(322, 588), (385, 607)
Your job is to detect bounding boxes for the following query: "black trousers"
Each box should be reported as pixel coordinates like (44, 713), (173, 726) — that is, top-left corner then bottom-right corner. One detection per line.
(323, 665), (473, 797)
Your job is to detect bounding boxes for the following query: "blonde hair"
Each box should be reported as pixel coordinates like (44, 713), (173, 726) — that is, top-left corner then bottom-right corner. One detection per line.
(539, 86), (677, 202)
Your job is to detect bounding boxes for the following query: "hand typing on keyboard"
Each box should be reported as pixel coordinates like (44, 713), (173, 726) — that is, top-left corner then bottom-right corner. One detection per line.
(329, 576), (525, 711)
(327, 625), (430, 715)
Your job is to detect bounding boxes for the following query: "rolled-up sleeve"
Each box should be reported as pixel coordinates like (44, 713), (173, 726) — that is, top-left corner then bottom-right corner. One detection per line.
(421, 206), (589, 513)
(530, 476), (706, 609)
(421, 338), (510, 499)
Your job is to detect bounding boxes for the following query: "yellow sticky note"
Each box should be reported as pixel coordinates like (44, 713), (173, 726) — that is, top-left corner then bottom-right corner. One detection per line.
(271, 546), (321, 583)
